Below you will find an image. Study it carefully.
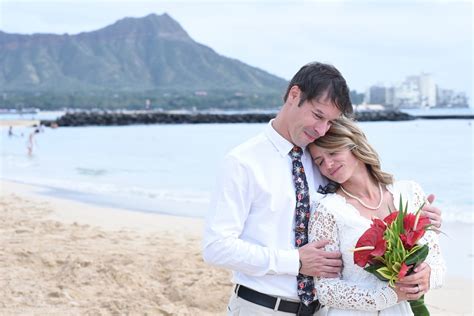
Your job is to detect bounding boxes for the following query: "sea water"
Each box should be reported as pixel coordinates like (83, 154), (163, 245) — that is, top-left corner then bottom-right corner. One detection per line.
(1, 118), (473, 279)
(1, 119), (472, 222)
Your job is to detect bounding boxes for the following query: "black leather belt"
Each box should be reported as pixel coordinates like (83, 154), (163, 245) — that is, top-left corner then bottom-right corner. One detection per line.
(235, 284), (321, 315)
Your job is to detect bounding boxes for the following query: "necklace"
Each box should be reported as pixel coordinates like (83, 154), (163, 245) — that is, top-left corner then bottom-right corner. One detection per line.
(340, 183), (384, 210)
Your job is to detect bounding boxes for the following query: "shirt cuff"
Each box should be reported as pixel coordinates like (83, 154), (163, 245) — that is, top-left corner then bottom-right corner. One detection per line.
(275, 248), (300, 276)
(375, 286), (398, 309)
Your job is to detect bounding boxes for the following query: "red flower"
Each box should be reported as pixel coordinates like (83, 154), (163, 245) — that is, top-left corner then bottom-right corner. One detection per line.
(400, 230), (423, 249)
(400, 213), (431, 248)
(404, 213), (430, 232)
(371, 218), (386, 230)
(398, 262), (412, 279)
(383, 211), (399, 225)
(353, 224), (386, 267)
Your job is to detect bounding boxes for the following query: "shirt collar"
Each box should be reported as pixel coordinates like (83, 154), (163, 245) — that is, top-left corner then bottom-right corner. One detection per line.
(265, 119), (296, 158)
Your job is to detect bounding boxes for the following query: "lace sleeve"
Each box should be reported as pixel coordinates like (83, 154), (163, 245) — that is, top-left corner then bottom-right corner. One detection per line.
(308, 201), (398, 311)
(410, 182), (446, 289)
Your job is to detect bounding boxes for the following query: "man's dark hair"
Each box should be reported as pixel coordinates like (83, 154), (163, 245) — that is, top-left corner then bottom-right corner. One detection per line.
(283, 62), (353, 116)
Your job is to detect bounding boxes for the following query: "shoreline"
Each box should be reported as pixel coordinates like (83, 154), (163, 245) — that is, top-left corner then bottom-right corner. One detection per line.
(1, 180), (205, 234)
(1, 179), (473, 314)
(1, 178), (209, 220)
(3, 178), (473, 278)
(0, 119), (40, 127)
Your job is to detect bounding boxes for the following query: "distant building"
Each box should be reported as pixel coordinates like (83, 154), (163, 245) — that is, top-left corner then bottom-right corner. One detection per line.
(394, 76), (420, 109)
(368, 73), (437, 109)
(437, 88), (454, 107)
(364, 86), (393, 108)
(365, 86), (386, 105)
(437, 88), (469, 108)
(418, 73), (437, 108)
(366, 73), (469, 109)
(350, 90), (365, 105)
(385, 87), (395, 108)
(450, 92), (469, 108)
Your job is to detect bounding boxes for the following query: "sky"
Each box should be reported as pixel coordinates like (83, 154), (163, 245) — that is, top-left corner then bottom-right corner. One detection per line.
(0, 0), (472, 101)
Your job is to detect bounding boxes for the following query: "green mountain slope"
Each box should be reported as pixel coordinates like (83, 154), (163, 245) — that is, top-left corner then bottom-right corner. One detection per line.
(0, 13), (287, 93)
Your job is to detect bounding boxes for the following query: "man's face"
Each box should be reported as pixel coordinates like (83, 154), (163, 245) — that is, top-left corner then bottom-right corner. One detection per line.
(285, 86), (341, 148)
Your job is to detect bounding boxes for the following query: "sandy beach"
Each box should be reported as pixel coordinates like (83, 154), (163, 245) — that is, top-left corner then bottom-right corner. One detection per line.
(0, 120), (40, 127)
(0, 179), (472, 315)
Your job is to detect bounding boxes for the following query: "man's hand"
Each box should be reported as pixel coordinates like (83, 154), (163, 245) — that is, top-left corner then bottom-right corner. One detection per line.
(395, 262), (431, 301)
(298, 240), (342, 278)
(422, 194), (442, 230)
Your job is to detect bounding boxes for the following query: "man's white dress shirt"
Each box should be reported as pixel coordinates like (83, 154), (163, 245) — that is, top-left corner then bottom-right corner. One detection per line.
(203, 120), (326, 300)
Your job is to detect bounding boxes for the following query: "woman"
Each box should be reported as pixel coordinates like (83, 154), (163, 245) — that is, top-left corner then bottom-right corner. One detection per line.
(307, 117), (445, 315)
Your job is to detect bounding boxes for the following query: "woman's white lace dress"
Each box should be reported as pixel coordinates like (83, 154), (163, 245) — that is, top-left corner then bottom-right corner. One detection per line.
(308, 180), (445, 316)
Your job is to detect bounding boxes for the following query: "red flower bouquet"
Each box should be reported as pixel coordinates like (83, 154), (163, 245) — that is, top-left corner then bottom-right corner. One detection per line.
(352, 197), (433, 315)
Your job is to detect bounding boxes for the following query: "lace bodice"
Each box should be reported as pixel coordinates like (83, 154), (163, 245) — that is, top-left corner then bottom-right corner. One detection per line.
(308, 180), (445, 314)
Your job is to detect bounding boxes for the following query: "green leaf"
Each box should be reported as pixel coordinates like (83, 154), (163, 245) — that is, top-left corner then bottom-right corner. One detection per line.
(374, 271), (391, 282)
(364, 262), (391, 281)
(393, 262), (401, 273)
(405, 244), (429, 266)
(407, 244), (422, 257)
(409, 295), (430, 316)
(365, 263), (383, 273)
(396, 197), (405, 234)
(376, 267), (396, 280)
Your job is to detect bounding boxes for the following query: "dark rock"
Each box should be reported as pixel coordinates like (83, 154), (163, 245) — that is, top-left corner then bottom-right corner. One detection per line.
(41, 110), (416, 127)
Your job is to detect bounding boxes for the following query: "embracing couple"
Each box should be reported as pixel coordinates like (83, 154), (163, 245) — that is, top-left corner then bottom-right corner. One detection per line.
(203, 62), (445, 316)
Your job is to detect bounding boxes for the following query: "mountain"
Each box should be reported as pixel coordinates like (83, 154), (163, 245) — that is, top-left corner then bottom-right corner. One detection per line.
(0, 13), (287, 93)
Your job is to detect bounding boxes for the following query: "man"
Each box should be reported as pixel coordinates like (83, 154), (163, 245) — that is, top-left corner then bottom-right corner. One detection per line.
(202, 62), (441, 315)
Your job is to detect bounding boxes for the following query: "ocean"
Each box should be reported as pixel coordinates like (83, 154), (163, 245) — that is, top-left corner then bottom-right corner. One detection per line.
(1, 116), (473, 224)
(1, 114), (473, 280)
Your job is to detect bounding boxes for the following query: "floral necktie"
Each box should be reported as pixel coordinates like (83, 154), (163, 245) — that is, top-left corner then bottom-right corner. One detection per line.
(290, 146), (315, 306)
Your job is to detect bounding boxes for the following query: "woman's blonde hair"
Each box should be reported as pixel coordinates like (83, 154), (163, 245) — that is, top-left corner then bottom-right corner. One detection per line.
(314, 117), (393, 185)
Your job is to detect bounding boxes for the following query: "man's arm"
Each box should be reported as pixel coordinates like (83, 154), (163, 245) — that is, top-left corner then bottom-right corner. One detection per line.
(396, 263), (431, 299)
(202, 155), (299, 276)
(298, 241), (342, 278)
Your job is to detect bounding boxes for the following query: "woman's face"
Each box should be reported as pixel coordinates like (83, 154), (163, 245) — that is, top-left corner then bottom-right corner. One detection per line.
(308, 143), (360, 184)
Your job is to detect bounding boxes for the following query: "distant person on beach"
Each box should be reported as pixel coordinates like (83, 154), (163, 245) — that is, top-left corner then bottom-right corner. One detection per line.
(202, 62), (443, 315)
(8, 126), (14, 137)
(27, 128), (40, 156)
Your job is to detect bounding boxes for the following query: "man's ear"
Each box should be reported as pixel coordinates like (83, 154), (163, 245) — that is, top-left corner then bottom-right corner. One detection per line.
(288, 85), (301, 105)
